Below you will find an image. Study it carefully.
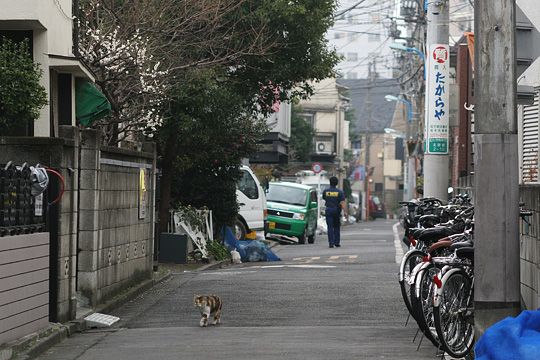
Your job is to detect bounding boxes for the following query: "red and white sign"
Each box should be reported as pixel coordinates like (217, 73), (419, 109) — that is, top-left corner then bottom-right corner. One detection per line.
(312, 162), (323, 174)
(425, 44), (450, 155)
(432, 46), (449, 64)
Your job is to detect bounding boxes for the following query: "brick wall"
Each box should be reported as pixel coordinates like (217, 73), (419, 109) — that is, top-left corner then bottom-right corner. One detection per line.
(520, 185), (540, 310)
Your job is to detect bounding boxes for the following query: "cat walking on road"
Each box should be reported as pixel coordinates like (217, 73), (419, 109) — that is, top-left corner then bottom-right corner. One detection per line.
(194, 295), (222, 327)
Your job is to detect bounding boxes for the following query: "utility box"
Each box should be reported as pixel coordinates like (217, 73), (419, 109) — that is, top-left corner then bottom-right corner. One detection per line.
(159, 233), (188, 264)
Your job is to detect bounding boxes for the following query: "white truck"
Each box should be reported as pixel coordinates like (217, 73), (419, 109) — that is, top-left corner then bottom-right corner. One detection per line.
(295, 170), (330, 194)
(235, 165), (267, 240)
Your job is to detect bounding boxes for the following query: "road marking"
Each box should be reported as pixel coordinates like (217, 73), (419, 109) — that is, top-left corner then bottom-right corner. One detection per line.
(292, 256), (321, 263)
(327, 255), (358, 263)
(202, 271), (257, 276)
(393, 222), (404, 264)
(259, 264), (336, 269)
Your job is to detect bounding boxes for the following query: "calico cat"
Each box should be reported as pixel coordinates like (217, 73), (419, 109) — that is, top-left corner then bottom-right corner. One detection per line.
(194, 294), (222, 327)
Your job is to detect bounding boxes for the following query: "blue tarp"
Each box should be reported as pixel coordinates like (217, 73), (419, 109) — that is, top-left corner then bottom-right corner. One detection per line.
(475, 310), (540, 360)
(222, 227), (280, 262)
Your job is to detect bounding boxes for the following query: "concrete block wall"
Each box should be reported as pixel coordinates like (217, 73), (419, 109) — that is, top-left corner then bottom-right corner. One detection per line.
(520, 185), (540, 310)
(77, 130), (155, 306)
(96, 161), (153, 302)
(56, 126), (79, 322)
(77, 130), (100, 306)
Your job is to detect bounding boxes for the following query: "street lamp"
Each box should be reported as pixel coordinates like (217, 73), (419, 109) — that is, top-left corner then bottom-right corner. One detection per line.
(384, 128), (405, 139)
(384, 95), (417, 202)
(389, 43), (425, 62)
(385, 95), (413, 124)
(390, 43), (425, 79)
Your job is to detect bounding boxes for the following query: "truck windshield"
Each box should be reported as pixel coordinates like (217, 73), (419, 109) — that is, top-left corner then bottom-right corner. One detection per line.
(267, 185), (307, 206)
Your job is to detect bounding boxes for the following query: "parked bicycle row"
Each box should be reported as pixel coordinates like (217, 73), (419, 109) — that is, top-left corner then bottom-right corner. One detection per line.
(398, 195), (475, 359)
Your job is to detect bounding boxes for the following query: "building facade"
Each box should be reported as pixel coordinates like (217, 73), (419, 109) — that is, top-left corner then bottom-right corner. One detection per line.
(297, 78), (350, 182)
(327, 0), (394, 80)
(0, 0), (94, 137)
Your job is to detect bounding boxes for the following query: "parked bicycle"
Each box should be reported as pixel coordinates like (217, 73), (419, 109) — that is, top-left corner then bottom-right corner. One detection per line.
(397, 196), (476, 357)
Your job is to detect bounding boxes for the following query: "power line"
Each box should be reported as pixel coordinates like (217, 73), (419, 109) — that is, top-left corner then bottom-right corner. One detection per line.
(335, 0), (370, 17)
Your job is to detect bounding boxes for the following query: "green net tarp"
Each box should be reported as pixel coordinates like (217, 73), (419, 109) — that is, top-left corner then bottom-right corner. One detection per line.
(75, 79), (111, 127)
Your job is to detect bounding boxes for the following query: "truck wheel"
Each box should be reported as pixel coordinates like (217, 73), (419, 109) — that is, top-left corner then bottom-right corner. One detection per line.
(298, 233), (306, 244)
(308, 232), (315, 244)
(234, 218), (247, 240)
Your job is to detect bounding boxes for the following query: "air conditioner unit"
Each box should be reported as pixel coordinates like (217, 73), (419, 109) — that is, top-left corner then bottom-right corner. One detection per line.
(315, 141), (333, 155)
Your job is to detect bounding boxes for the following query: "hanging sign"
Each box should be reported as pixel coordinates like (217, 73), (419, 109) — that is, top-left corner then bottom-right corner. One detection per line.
(425, 44), (450, 154)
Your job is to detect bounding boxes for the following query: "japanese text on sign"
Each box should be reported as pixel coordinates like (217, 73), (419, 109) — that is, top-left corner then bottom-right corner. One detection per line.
(425, 44), (450, 154)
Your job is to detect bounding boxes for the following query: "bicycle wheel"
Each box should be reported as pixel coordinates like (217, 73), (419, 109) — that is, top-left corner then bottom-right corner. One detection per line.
(433, 269), (474, 358)
(410, 264), (440, 347)
(398, 250), (425, 320)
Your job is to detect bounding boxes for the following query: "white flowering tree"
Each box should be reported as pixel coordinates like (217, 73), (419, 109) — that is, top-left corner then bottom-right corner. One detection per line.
(77, 0), (277, 144)
(79, 1), (167, 142)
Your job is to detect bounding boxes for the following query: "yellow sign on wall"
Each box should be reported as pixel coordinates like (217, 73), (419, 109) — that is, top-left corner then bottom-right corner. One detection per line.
(139, 169), (147, 219)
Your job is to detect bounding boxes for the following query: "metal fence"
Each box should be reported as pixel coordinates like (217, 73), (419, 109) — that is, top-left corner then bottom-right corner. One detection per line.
(0, 162), (46, 237)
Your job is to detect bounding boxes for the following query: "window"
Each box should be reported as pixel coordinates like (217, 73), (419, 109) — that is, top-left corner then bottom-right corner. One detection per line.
(237, 170), (259, 199)
(299, 112), (315, 128)
(347, 52), (358, 61)
(521, 93), (539, 183)
(267, 185), (307, 206)
(368, 33), (380, 42)
(310, 191), (318, 204)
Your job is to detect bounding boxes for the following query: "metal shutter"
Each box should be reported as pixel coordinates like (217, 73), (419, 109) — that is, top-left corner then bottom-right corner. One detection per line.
(522, 92), (539, 183)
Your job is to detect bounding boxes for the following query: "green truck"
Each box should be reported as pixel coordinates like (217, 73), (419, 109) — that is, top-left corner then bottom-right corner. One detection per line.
(265, 182), (318, 244)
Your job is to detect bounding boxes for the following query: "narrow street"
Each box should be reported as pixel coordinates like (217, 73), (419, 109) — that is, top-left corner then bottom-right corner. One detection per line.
(36, 220), (439, 360)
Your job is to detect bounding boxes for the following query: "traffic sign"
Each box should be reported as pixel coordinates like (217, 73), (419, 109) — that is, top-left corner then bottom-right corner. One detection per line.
(312, 162), (323, 174)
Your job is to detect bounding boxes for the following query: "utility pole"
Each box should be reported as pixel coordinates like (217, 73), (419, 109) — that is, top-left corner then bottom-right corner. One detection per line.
(406, 106), (417, 200)
(474, 0), (520, 336)
(364, 61), (375, 221)
(423, 1), (450, 201)
(337, 90), (344, 189)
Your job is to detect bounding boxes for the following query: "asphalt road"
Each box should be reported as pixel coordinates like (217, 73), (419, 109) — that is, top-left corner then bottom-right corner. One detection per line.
(36, 219), (447, 360)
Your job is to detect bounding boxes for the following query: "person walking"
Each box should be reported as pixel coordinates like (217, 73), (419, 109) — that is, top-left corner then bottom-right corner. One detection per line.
(322, 176), (347, 248)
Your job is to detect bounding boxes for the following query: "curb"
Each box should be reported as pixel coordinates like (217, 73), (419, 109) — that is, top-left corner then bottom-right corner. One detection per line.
(5, 270), (173, 360)
(194, 239), (282, 271)
(196, 259), (231, 272)
(1, 323), (71, 360)
(94, 270), (172, 315)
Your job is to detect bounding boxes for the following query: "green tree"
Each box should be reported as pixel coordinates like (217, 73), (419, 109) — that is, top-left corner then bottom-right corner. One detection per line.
(78, 0), (339, 232)
(289, 105), (314, 162)
(157, 1), (339, 232)
(229, 0), (339, 110)
(159, 69), (266, 228)
(0, 38), (47, 135)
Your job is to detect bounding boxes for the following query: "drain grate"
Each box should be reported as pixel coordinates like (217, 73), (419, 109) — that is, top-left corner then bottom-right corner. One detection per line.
(84, 313), (120, 328)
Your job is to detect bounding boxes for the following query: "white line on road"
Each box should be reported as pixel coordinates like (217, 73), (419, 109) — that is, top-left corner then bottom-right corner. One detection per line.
(258, 264), (337, 269)
(393, 222), (404, 264)
(202, 271), (258, 276)
(327, 255), (358, 263)
(292, 256), (321, 263)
